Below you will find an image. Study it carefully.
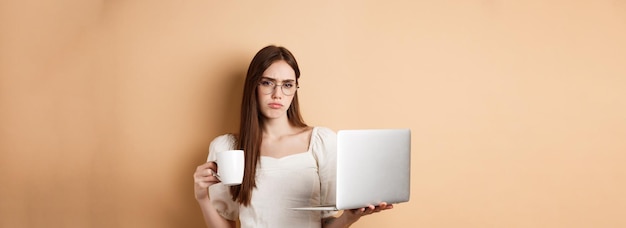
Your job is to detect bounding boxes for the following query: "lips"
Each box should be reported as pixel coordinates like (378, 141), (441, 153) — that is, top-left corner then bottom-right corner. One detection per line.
(268, 103), (283, 109)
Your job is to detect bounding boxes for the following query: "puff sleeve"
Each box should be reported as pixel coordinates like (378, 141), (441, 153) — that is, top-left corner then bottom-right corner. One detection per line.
(206, 134), (239, 221)
(311, 127), (339, 218)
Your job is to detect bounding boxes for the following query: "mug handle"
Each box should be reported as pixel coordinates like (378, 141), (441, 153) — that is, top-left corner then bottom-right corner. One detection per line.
(208, 160), (222, 181)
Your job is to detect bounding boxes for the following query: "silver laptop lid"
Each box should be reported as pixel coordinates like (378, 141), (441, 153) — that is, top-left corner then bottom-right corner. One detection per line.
(336, 129), (411, 210)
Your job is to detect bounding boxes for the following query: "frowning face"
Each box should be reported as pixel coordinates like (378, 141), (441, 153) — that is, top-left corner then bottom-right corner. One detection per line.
(257, 60), (297, 121)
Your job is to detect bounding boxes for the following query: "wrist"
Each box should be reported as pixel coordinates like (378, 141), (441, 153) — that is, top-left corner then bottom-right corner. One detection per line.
(337, 212), (359, 227)
(194, 186), (210, 201)
(195, 190), (210, 202)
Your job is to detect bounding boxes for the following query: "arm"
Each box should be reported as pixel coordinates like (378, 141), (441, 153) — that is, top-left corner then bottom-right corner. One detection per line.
(197, 197), (236, 228)
(322, 203), (394, 228)
(194, 162), (236, 228)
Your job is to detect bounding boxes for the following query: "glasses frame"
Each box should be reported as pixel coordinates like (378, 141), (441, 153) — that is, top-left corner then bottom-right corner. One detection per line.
(257, 80), (300, 96)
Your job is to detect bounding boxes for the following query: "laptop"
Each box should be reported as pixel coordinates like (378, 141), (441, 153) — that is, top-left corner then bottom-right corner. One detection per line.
(291, 128), (411, 211)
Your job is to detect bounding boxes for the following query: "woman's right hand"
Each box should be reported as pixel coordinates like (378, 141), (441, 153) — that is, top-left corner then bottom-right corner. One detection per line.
(194, 162), (220, 201)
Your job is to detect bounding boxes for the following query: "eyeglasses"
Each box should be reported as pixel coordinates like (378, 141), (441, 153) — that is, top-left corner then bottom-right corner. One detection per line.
(258, 79), (299, 96)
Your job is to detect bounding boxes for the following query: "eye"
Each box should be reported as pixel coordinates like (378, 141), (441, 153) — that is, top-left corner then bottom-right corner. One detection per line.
(260, 80), (274, 87)
(283, 83), (294, 88)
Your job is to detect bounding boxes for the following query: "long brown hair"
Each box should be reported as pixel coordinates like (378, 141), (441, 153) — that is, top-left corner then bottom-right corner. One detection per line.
(230, 45), (308, 205)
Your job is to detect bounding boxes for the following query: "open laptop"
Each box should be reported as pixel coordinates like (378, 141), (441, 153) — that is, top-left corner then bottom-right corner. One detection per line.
(292, 128), (411, 211)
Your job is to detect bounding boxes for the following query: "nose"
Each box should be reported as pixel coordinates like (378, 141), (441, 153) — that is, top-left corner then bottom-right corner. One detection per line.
(271, 85), (283, 98)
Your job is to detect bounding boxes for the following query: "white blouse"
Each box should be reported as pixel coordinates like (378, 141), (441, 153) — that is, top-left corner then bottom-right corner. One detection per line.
(207, 127), (338, 228)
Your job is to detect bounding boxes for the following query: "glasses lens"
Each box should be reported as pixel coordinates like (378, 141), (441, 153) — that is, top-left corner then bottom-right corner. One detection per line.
(282, 85), (294, 95)
(260, 85), (271, 94)
(259, 80), (273, 94)
(284, 83), (300, 95)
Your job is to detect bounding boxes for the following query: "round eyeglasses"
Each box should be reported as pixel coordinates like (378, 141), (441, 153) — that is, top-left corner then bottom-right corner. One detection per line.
(258, 79), (299, 96)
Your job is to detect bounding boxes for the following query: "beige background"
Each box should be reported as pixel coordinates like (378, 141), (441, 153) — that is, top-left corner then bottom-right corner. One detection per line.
(1, 0), (625, 227)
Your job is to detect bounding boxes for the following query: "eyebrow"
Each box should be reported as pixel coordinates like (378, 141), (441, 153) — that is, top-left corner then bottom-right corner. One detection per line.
(261, 77), (296, 83)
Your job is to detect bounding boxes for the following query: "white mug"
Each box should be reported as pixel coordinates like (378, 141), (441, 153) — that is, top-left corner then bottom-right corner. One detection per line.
(213, 150), (244, 186)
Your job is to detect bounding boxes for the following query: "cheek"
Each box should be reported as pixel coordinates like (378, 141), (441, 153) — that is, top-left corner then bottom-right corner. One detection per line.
(286, 96), (295, 104)
(256, 91), (266, 102)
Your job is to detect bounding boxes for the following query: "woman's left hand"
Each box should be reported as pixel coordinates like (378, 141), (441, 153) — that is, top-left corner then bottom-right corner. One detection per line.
(342, 202), (394, 225)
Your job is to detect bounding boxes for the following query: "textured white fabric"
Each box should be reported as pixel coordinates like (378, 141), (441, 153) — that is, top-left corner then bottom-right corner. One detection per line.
(207, 127), (338, 228)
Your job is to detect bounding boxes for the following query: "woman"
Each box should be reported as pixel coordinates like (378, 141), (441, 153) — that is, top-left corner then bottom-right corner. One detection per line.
(193, 45), (393, 227)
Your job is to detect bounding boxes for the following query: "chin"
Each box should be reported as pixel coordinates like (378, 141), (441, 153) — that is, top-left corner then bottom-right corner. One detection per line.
(263, 110), (286, 119)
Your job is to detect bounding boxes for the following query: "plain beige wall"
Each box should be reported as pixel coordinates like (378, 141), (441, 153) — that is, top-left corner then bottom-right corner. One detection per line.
(1, 0), (625, 227)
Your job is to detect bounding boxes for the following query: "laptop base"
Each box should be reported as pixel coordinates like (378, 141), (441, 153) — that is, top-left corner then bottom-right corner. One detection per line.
(290, 206), (338, 211)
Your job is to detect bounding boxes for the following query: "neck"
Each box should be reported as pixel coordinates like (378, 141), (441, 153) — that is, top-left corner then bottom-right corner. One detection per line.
(262, 117), (297, 137)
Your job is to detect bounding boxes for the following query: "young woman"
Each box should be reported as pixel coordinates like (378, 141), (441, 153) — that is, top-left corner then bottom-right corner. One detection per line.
(193, 45), (393, 227)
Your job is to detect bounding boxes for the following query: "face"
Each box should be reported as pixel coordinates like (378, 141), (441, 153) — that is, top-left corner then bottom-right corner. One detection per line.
(257, 60), (297, 121)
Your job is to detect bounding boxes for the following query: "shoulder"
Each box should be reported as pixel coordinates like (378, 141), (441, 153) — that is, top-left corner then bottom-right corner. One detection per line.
(310, 126), (337, 152)
(207, 133), (237, 161)
(209, 134), (237, 152)
(312, 126), (337, 139)
(310, 127), (337, 165)
(212, 133), (236, 144)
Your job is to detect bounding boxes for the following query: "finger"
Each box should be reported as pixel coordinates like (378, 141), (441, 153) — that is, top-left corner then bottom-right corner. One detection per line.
(207, 161), (217, 170)
(356, 206), (372, 216)
(198, 175), (220, 182)
(372, 202), (387, 212)
(206, 168), (216, 177)
(196, 162), (211, 170)
(359, 207), (368, 215)
(377, 202), (393, 210)
(194, 169), (221, 181)
(353, 207), (366, 214)
(195, 164), (219, 177)
(193, 169), (211, 179)
(196, 161), (218, 171)
(194, 175), (212, 184)
(195, 176), (221, 188)
(366, 204), (380, 214)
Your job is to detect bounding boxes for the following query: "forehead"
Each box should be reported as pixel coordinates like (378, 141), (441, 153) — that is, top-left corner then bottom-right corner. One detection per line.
(262, 60), (296, 81)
